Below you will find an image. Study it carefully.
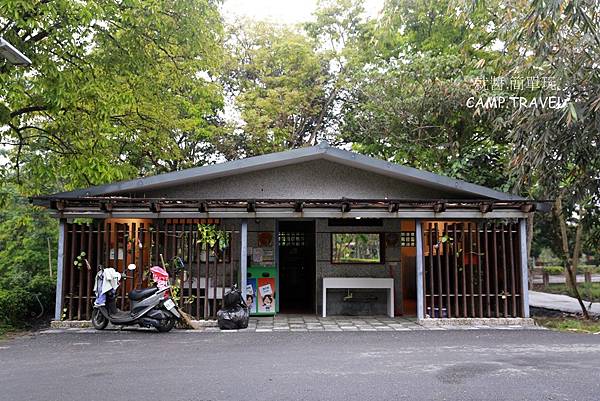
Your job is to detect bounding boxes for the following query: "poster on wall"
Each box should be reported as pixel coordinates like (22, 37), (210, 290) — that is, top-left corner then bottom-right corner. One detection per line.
(257, 278), (275, 313)
(252, 247), (264, 263)
(257, 232), (273, 247)
(246, 278), (257, 313)
(262, 249), (274, 262)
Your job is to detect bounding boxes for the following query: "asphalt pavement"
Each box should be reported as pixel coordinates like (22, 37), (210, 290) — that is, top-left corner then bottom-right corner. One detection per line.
(1, 329), (599, 401)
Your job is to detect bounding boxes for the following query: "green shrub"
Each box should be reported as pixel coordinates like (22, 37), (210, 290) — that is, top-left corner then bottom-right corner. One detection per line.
(578, 265), (600, 274)
(541, 265), (600, 275)
(542, 266), (564, 275)
(0, 275), (55, 326)
(27, 275), (55, 315)
(0, 288), (31, 325)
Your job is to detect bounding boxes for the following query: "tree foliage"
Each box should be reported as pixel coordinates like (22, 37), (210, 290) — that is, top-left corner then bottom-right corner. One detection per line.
(1, 0), (224, 194)
(1, 0), (599, 320)
(217, 21), (332, 158)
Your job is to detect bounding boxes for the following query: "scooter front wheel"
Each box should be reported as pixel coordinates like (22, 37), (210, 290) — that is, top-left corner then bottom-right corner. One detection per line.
(92, 308), (109, 330)
(156, 318), (175, 333)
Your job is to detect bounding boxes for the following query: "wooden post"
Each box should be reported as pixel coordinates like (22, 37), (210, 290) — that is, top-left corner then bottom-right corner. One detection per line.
(428, 223), (434, 317)
(54, 219), (66, 321)
(543, 271), (550, 287)
(444, 223), (451, 318)
(519, 219), (530, 318)
(415, 219), (424, 320)
(240, 219), (248, 300)
(484, 223), (491, 317)
(68, 224), (76, 320)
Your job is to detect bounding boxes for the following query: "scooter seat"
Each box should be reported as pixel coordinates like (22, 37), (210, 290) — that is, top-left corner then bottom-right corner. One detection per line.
(128, 287), (158, 301)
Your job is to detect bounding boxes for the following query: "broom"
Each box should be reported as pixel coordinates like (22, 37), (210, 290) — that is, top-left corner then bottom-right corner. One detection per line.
(160, 254), (198, 329)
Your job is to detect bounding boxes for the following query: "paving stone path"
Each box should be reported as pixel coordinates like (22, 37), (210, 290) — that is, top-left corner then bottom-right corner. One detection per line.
(41, 315), (542, 334)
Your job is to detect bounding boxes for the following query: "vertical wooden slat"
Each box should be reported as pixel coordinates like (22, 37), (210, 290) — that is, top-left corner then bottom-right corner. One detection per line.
(68, 224), (76, 320)
(131, 223), (137, 290)
(110, 223), (117, 306)
(85, 224), (93, 320)
(154, 223), (159, 267)
(137, 225), (144, 288)
(221, 242), (226, 303)
(229, 232), (234, 287)
(516, 222), (525, 317)
(178, 224), (185, 309)
(95, 224), (102, 304)
(461, 223), (467, 318)
(443, 223), (451, 318)
(213, 255), (218, 317)
(104, 222), (110, 267)
(508, 222), (517, 317)
(188, 224), (194, 315)
(111, 223), (117, 269)
(95, 224), (101, 285)
(204, 242), (210, 319)
(492, 224), (499, 318)
(121, 224), (127, 310)
(476, 222), (483, 318)
(435, 224), (443, 316)
(163, 221), (168, 269)
(453, 224), (459, 317)
(428, 223), (434, 316)
(77, 225), (84, 320)
(195, 238), (201, 319)
(501, 223), (508, 317)
(484, 223), (491, 318)
(468, 222), (475, 318)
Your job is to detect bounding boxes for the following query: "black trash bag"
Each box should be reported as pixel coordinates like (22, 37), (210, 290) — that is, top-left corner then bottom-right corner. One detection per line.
(217, 305), (249, 330)
(223, 288), (242, 309)
(217, 285), (249, 330)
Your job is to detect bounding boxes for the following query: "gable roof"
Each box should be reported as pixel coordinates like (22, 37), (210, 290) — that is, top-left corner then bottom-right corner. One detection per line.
(48, 142), (524, 201)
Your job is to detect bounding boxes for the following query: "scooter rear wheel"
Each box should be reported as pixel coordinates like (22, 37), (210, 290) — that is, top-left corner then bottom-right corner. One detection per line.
(156, 318), (175, 333)
(92, 308), (109, 330)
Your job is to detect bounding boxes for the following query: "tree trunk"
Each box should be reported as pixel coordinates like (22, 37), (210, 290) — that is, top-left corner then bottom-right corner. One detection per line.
(554, 196), (590, 319)
(526, 213), (534, 289)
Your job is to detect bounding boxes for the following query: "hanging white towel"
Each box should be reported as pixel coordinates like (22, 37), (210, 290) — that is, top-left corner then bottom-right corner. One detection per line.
(101, 268), (121, 295)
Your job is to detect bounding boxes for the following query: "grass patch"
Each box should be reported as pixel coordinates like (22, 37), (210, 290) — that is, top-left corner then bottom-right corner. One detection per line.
(0, 324), (19, 341)
(535, 317), (600, 334)
(534, 282), (600, 302)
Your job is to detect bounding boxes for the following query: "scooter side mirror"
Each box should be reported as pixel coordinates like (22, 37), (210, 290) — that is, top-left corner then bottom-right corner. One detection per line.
(127, 263), (137, 271)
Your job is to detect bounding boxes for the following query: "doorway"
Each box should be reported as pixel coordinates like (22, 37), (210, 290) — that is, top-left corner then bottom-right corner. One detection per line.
(277, 220), (316, 313)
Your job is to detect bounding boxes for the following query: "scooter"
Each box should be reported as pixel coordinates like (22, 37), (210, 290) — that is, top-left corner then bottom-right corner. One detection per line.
(91, 263), (182, 332)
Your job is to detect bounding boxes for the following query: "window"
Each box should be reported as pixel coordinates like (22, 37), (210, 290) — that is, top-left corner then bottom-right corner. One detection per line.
(400, 231), (416, 247)
(278, 231), (305, 247)
(331, 233), (383, 264)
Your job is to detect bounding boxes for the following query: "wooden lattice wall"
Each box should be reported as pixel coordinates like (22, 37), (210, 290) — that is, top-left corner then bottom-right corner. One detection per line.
(60, 219), (238, 321)
(422, 221), (523, 318)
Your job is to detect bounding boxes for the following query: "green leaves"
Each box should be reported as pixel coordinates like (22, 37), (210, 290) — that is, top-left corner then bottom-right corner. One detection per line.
(217, 20), (334, 158)
(1, 0), (225, 194)
(197, 223), (229, 252)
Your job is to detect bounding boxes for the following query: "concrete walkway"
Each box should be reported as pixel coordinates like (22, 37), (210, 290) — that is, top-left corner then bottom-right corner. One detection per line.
(529, 290), (600, 316)
(43, 314), (539, 334)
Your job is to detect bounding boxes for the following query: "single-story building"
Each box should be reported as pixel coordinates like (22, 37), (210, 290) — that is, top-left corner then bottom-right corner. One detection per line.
(35, 141), (540, 323)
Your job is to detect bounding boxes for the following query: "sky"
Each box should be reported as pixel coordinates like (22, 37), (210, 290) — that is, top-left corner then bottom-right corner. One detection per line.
(221, 0), (385, 24)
